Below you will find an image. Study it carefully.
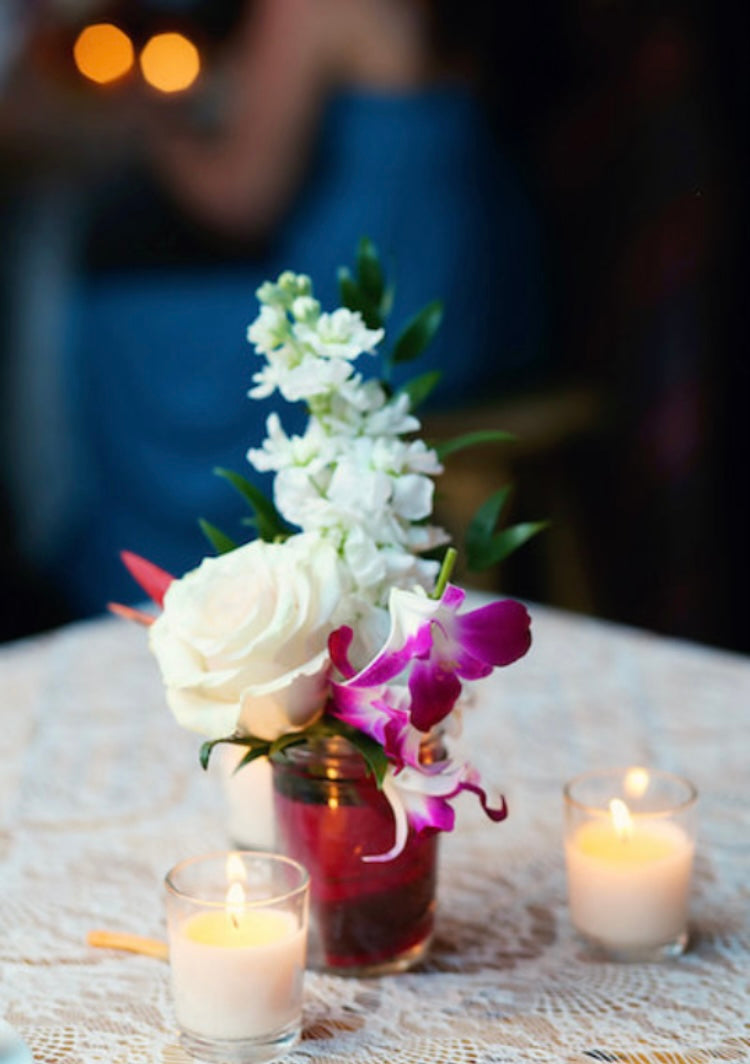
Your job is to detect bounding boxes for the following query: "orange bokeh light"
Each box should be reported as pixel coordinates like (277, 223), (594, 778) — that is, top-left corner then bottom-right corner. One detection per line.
(140, 32), (201, 93)
(73, 23), (134, 85)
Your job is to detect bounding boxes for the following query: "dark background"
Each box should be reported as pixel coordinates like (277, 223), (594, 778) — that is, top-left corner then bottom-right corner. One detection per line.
(1, 0), (747, 651)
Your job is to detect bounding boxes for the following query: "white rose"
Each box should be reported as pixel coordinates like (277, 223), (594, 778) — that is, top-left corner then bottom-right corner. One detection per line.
(149, 533), (353, 741)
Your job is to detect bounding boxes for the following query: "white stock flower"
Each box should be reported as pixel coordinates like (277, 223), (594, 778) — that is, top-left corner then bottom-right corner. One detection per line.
(148, 534), (353, 741)
(291, 296), (320, 323)
(381, 549), (441, 593)
(246, 305), (289, 354)
(256, 271), (312, 310)
(342, 526), (387, 591)
(405, 522), (451, 553)
(273, 466), (334, 529)
(276, 356), (354, 403)
(294, 308), (383, 360)
(338, 376), (388, 413)
(391, 473), (435, 521)
(242, 269), (450, 611)
(364, 392), (420, 436)
(247, 414), (333, 475)
(327, 452), (392, 514)
(370, 436), (443, 477)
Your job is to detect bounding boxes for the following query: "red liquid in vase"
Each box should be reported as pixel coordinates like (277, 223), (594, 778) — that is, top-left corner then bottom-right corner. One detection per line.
(272, 738), (439, 974)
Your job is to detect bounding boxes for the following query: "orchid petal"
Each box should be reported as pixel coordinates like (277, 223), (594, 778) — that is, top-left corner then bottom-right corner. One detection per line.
(407, 794), (455, 834)
(120, 550), (174, 607)
(408, 658), (462, 730)
(454, 599), (531, 667)
(329, 683), (399, 748)
(458, 778), (508, 823)
(442, 584), (465, 609)
(328, 625), (356, 678)
(349, 631), (427, 688)
(362, 772), (409, 863)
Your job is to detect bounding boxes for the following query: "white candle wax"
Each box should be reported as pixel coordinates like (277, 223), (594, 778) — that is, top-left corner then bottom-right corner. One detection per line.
(565, 817), (694, 950)
(218, 749), (275, 850)
(169, 906), (306, 1041)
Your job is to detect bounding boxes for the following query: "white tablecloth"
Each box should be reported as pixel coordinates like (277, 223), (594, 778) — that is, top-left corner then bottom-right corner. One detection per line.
(1, 601), (749, 1063)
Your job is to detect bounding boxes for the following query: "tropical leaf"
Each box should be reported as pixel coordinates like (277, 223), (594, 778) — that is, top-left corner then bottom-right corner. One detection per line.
(268, 733), (309, 761)
(120, 550), (174, 606)
(340, 728), (390, 787)
(466, 486), (511, 553)
(213, 467), (289, 541)
(468, 521), (548, 569)
(199, 519), (238, 555)
(235, 743), (274, 772)
(199, 734), (270, 771)
(396, 370), (443, 411)
(337, 267), (382, 329)
(380, 281), (395, 320)
(356, 236), (385, 308)
(466, 486), (548, 569)
(390, 300), (443, 365)
(435, 429), (516, 461)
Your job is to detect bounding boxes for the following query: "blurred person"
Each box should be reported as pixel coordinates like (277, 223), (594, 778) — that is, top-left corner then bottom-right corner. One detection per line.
(2, 0), (547, 625)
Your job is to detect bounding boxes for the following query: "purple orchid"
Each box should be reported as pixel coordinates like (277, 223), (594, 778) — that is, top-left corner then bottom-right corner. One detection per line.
(364, 757), (508, 863)
(330, 583), (531, 736)
(328, 583), (530, 858)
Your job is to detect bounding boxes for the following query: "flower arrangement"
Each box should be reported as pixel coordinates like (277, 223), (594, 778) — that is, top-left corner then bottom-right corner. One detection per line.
(116, 239), (541, 861)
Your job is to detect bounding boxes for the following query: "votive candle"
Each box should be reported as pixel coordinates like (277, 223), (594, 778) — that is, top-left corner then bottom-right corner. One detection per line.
(165, 851), (309, 1063)
(563, 768), (697, 961)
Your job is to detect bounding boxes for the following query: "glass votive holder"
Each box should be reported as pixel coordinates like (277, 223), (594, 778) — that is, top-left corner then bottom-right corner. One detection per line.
(563, 767), (698, 962)
(165, 851), (310, 1063)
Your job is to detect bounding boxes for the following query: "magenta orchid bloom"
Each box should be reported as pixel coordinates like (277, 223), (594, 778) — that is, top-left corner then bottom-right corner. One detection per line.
(330, 583), (531, 735)
(364, 757), (508, 863)
(328, 583), (530, 858)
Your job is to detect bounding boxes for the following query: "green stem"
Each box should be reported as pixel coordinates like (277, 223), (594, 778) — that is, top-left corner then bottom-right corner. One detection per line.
(432, 547), (457, 599)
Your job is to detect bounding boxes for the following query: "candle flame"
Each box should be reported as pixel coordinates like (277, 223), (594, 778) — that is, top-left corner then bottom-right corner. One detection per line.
(624, 766), (650, 799)
(609, 797), (633, 841)
(225, 880), (245, 929)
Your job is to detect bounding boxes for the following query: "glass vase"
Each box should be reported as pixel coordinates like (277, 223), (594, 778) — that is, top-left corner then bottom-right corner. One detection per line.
(271, 734), (441, 976)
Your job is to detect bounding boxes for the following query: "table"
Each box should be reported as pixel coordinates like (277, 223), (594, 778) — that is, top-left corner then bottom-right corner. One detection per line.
(1, 601), (749, 1063)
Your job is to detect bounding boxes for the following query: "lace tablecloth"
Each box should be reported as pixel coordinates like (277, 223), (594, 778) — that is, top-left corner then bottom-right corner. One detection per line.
(1, 602), (749, 1063)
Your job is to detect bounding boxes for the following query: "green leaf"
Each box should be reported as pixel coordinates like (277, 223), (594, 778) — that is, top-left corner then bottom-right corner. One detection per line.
(380, 282), (395, 320)
(396, 370), (442, 411)
(341, 728), (390, 788)
(466, 486), (548, 570)
(356, 237), (385, 308)
(199, 733), (269, 771)
(390, 300), (443, 365)
(213, 467), (289, 541)
(468, 521), (548, 569)
(235, 743), (273, 772)
(466, 486), (512, 554)
(435, 429), (516, 461)
(268, 732), (308, 760)
(337, 267), (382, 329)
(199, 519), (238, 555)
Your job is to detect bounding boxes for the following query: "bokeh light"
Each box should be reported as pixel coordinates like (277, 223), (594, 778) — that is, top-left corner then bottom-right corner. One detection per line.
(73, 23), (135, 85)
(139, 32), (201, 93)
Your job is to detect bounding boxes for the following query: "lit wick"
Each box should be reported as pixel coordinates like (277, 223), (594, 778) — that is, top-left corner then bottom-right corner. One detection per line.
(226, 881), (245, 931)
